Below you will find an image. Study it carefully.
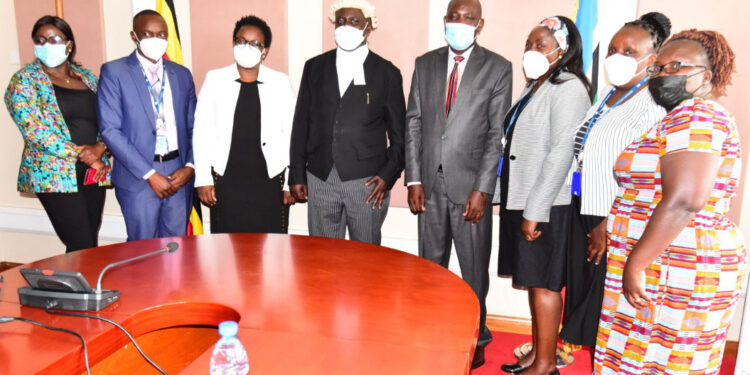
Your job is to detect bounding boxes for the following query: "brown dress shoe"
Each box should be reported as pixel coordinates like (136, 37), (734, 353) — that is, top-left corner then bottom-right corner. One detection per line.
(471, 346), (485, 369)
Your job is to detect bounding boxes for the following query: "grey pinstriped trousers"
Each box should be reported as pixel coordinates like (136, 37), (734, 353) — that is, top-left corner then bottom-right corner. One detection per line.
(307, 167), (389, 245)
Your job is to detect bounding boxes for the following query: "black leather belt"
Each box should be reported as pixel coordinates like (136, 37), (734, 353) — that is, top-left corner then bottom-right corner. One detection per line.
(154, 150), (179, 162)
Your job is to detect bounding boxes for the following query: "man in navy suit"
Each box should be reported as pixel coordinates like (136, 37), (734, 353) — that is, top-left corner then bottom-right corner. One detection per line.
(97, 10), (196, 241)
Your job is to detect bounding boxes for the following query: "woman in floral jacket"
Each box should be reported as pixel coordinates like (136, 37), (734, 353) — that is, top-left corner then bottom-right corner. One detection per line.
(5, 15), (110, 253)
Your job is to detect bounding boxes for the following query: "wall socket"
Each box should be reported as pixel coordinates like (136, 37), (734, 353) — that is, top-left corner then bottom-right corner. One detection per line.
(9, 50), (20, 66)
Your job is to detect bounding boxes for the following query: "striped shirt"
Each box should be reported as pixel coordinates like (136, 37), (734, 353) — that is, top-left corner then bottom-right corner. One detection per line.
(569, 85), (666, 217)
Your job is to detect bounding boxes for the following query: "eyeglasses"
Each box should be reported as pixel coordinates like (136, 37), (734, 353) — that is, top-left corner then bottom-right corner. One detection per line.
(233, 38), (265, 49)
(32, 35), (68, 45)
(647, 61), (708, 76)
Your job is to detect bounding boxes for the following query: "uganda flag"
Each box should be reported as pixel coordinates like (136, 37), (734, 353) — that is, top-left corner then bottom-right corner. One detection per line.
(135, 0), (204, 235)
(155, 0), (184, 65)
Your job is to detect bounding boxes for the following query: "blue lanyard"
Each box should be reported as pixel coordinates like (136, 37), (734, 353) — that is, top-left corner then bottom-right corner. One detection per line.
(141, 65), (166, 115)
(580, 75), (649, 146)
(504, 89), (536, 137)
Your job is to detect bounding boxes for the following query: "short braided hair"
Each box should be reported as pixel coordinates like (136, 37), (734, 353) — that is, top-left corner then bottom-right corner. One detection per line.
(665, 29), (735, 97)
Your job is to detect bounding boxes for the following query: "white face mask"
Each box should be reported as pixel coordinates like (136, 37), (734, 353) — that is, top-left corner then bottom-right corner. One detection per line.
(334, 22), (368, 51)
(133, 32), (168, 61)
(604, 53), (652, 86)
(234, 45), (263, 68)
(522, 47), (560, 80)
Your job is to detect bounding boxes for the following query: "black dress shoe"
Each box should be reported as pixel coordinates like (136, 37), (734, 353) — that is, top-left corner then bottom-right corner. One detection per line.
(471, 346), (485, 369)
(500, 363), (529, 373)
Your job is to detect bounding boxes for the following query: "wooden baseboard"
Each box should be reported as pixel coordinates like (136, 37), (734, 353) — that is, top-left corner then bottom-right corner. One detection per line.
(486, 314), (531, 335)
(0, 261), (21, 273)
(725, 340), (738, 358)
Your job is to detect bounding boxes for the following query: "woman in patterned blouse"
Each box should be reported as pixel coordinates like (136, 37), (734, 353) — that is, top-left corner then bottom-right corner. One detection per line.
(594, 29), (745, 374)
(5, 16), (110, 252)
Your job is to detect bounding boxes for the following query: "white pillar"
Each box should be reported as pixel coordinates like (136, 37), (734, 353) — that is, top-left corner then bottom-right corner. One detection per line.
(287, 0), (323, 92)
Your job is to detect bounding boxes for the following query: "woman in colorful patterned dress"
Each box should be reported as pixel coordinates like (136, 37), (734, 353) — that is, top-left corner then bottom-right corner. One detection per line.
(5, 16), (110, 252)
(594, 29), (745, 374)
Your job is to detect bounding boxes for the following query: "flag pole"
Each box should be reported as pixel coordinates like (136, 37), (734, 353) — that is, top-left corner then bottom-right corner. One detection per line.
(55, 0), (64, 18)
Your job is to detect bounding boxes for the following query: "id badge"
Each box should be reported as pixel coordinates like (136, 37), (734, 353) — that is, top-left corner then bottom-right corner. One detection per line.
(571, 171), (582, 196)
(497, 156), (504, 177)
(155, 134), (169, 155)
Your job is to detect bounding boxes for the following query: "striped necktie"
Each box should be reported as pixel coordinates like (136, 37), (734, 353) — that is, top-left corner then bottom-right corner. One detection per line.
(445, 55), (464, 116)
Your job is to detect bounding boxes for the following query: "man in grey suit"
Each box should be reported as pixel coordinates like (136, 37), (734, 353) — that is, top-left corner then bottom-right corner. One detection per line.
(404, 0), (511, 368)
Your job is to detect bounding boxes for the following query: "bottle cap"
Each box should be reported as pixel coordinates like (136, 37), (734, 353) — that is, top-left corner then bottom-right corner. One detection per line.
(218, 320), (239, 337)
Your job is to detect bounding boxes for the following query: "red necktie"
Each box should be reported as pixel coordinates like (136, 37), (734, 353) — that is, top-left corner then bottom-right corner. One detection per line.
(445, 55), (464, 116)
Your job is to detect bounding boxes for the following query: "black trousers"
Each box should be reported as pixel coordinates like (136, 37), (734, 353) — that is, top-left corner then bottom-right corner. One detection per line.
(559, 194), (606, 346)
(36, 164), (106, 253)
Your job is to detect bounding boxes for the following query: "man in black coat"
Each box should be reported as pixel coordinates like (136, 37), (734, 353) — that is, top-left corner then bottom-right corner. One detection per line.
(289, 0), (405, 245)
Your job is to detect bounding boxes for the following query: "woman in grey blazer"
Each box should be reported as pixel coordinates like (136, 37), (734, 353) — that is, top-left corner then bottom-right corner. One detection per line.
(498, 16), (592, 375)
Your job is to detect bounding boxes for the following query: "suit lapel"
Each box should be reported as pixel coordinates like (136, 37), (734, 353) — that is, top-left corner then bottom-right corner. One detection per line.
(326, 50), (342, 103)
(257, 65), (271, 142)
(165, 62), (181, 123)
(362, 51), (375, 90)
(447, 46), (485, 124)
(434, 47), (449, 127)
(125, 52), (156, 126)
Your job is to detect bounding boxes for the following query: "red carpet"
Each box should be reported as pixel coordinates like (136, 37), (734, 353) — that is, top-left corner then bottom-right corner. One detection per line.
(471, 331), (737, 374)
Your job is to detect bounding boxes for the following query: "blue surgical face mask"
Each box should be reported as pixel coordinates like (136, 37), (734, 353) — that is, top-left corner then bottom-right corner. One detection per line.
(34, 44), (69, 68)
(445, 22), (477, 51)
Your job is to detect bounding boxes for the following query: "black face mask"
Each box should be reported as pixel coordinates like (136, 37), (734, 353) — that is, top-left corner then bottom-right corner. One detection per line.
(648, 72), (705, 111)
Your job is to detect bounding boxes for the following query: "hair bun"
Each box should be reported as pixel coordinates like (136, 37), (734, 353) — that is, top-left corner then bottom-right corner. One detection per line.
(640, 12), (671, 42)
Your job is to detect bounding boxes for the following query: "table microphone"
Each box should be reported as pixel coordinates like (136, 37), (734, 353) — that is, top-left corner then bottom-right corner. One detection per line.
(95, 242), (179, 294)
(18, 242), (179, 311)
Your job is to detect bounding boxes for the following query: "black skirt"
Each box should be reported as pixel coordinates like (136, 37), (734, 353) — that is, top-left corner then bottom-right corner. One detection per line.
(559, 194), (606, 346)
(498, 205), (570, 292)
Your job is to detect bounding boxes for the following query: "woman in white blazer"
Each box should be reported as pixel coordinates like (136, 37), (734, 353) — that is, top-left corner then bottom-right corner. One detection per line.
(193, 16), (295, 233)
(498, 16), (592, 375)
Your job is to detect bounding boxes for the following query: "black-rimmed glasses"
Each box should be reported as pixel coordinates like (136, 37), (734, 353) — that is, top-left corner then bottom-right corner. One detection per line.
(647, 61), (708, 76)
(234, 38), (265, 49)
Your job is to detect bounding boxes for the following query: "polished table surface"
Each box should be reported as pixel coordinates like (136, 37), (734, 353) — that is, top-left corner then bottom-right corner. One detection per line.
(0, 234), (479, 374)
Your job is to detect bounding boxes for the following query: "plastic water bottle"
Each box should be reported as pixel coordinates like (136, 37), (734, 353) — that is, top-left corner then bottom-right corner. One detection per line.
(210, 321), (250, 375)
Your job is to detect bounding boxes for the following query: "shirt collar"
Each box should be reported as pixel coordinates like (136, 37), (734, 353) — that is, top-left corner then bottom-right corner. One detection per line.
(336, 44), (369, 65)
(448, 45), (475, 63)
(135, 49), (163, 71)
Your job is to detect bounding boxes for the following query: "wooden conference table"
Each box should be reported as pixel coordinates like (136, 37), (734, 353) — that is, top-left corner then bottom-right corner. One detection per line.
(0, 234), (479, 374)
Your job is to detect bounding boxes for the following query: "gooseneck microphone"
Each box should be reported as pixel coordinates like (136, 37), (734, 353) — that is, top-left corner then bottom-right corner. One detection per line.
(18, 242), (179, 311)
(95, 242), (179, 294)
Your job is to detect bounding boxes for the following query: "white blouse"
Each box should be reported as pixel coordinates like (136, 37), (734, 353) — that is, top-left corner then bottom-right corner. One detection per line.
(571, 85), (666, 217)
